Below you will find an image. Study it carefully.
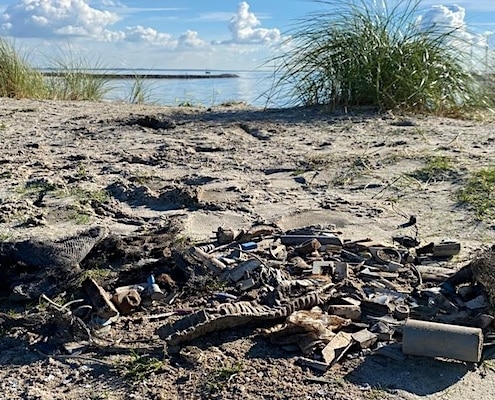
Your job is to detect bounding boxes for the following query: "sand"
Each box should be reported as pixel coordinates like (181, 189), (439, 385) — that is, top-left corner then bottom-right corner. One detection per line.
(0, 97), (495, 399)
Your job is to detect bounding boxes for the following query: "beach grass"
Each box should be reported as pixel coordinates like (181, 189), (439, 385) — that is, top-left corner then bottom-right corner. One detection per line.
(408, 155), (457, 183)
(126, 73), (156, 104)
(0, 38), (111, 101)
(204, 362), (243, 394)
(268, 0), (494, 114)
(0, 38), (48, 99)
(43, 46), (111, 101)
(120, 350), (165, 381)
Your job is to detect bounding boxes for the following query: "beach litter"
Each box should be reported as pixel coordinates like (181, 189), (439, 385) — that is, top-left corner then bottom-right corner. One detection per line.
(0, 220), (494, 373)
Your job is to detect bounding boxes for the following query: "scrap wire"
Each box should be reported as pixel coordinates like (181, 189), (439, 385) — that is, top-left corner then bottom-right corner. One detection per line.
(39, 294), (84, 313)
(409, 262), (423, 288)
(39, 293), (93, 342)
(238, 247), (266, 264)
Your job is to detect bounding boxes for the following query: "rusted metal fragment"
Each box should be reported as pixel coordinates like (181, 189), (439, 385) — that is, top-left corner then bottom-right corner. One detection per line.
(82, 278), (119, 320)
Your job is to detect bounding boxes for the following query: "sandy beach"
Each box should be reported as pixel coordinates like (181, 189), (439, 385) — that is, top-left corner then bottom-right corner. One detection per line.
(1, 97), (495, 399)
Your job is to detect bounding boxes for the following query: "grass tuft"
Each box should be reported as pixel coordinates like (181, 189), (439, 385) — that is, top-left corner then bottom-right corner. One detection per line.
(44, 46), (111, 101)
(0, 38), (111, 101)
(458, 166), (495, 220)
(408, 155), (456, 182)
(333, 155), (373, 186)
(16, 179), (58, 198)
(73, 267), (115, 288)
(67, 187), (110, 205)
(0, 38), (48, 99)
(120, 350), (165, 381)
(204, 362), (243, 394)
(268, 0), (493, 115)
(126, 73), (155, 104)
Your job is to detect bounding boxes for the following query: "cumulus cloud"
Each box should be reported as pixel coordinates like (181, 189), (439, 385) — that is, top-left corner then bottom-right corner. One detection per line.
(418, 4), (466, 30)
(489, 33), (495, 47)
(124, 25), (176, 47)
(227, 2), (280, 44)
(418, 5), (488, 46)
(0, 0), (204, 50)
(418, 5), (491, 71)
(1, 0), (120, 39)
(177, 30), (207, 49)
(0, 0), (281, 64)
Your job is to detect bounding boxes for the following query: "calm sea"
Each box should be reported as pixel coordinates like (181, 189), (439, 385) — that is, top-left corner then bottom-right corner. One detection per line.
(101, 69), (285, 108)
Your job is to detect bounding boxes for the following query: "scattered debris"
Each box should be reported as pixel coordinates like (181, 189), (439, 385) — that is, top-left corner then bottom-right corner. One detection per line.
(153, 223), (494, 370)
(112, 288), (141, 315)
(0, 220), (494, 378)
(322, 331), (353, 365)
(83, 277), (119, 323)
(402, 319), (483, 363)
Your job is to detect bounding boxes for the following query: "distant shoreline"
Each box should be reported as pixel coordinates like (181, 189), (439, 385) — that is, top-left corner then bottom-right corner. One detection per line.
(40, 72), (239, 80)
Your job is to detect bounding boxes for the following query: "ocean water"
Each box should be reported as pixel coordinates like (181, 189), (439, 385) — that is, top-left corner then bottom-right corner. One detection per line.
(102, 69), (285, 108)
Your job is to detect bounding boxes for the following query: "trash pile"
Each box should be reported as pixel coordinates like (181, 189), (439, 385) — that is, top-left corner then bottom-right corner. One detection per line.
(1, 220), (494, 370)
(155, 222), (493, 368)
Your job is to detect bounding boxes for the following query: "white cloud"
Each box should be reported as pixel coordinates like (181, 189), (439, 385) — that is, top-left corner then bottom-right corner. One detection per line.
(419, 5), (488, 46)
(418, 4), (466, 30)
(177, 30), (207, 49)
(100, 28), (125, 42)
(419, 5), (463, 46)
(1, 0), (120, 39)
(488, 32), (495, 45)
(99, 0), (122, 6)
(227, 2), (280, 44)
(0, 0), (283, 69)
(124, 25), (176, 48)
(0, 0), (191, 48)
(197, 11), (233, 22)
(418, 5), (490, 70)
(0, 0), (282, 50)
(420, 0), (495, 13)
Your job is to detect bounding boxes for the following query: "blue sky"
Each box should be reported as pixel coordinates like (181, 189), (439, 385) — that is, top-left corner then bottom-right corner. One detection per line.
(0, 0), (494, 70)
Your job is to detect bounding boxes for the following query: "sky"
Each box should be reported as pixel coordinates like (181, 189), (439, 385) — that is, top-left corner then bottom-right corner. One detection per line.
(0, 0), (494, 71)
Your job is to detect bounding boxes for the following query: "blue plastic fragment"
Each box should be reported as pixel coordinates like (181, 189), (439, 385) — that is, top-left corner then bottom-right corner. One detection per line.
(240, 242), (257, 251)
(214, 292), (238, 300)
(440, 282), (455, 294)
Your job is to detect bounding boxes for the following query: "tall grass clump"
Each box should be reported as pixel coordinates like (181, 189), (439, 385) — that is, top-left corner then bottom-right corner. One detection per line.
(0, 38), (48, 98)
(0, 38), (111, 101)
(126, 74), (155, 104)
(269, 0), (493, 114)
(45, 46), (111, 101)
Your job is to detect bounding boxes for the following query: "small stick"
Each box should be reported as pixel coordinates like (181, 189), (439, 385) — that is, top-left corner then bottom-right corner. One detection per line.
(144, 312), (176, 321)
(371, 175), (402, 199)
(35, 349), (112, 366)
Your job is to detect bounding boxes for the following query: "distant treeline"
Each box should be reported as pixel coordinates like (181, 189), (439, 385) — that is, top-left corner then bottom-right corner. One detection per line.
(40, 72), (239, 79)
